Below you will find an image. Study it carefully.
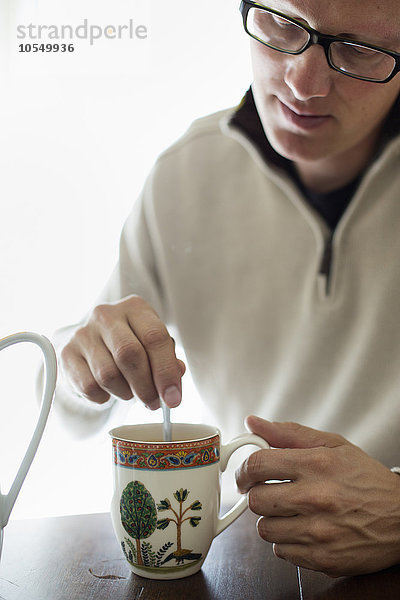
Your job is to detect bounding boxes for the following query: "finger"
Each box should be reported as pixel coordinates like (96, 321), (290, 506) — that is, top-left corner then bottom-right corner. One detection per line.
(272, 543), (340, 577)
(245, 415), (346, 449)
(236, 449), (300, 493)
(128, 307), (184, 408)
(247, 482), (299, 517)
(82, 333), (135, 401)
(257, 515), (310, 545)
(272, 543), (307, 566)
(272, 543), (309, 570)
(273, 543), (314, 573)
(63, 351), (111, 404)
(99, 321), (161, 407)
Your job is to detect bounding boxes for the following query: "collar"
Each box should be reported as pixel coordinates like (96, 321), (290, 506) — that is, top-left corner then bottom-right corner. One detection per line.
(228, 87), (400, 229)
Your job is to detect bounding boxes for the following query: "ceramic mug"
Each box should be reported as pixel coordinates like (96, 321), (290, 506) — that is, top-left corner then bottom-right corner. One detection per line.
(109, 422), (270, 580)
(0, 332), (57, 562)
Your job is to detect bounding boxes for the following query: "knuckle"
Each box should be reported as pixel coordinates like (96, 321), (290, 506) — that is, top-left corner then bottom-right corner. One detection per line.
(80, 378), (103, 400)
(60, 344), (74, 366)
(318, 450), (336, 472)
(60, 336), (87, 369)
(154, 360), (179, 379)
(114, 340), (143, 365)
(142, 327), (171, 350)
(285, 421), (302, 431)
(248, 486), (263, 514)
(95, 365), (121, 390)
(72, 325), (91, 347)
(124, 294), (145, 308)
(308, 519), (335, 545)
(245, 450), (267, 481)
(312, 485), (336, 512)
(279, 421), (303, 434)
(309, 448), (336, 476)
(91, 303), (113, 324)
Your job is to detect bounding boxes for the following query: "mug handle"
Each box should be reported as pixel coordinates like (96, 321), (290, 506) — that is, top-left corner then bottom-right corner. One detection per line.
(0, 332), (57, 530)
(216, 433), (270, 536)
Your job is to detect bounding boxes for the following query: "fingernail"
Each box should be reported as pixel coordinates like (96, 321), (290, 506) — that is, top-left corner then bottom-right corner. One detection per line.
(145, 399), (160, 411)
(162, 385), (181, 408)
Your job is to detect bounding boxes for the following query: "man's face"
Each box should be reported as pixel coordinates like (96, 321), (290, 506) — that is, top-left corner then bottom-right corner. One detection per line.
(250, 0), (400, 170)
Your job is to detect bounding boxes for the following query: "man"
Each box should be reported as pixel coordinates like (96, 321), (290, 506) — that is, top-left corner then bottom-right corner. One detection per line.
(57, 0), (400, 576)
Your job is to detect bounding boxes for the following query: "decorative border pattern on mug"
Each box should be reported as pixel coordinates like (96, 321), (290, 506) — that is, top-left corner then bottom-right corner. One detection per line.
(112, 436), (220, 470)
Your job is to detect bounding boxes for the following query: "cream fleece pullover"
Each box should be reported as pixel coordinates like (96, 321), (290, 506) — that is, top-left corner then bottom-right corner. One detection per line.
(53, 103), (400, 469)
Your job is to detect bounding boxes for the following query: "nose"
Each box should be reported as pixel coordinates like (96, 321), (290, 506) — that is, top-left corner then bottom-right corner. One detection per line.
(284, 44), (333, 101)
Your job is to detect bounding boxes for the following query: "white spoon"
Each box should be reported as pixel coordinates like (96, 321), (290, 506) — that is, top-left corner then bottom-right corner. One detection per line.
(160, 399), (172, 442)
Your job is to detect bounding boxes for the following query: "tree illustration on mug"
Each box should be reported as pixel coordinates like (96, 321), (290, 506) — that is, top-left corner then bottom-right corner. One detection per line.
(120, 481), (157, 566)
(156, 488), (202, 564)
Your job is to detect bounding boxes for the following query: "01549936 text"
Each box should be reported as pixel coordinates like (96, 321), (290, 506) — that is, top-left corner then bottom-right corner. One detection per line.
(18, 43), (75, 53)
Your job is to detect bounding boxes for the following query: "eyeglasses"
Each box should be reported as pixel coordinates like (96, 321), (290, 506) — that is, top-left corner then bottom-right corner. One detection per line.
(239, 1), (400, 83)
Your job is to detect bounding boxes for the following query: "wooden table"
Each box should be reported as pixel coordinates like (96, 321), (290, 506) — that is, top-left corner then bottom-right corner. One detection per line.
(1, 510), (400, 600)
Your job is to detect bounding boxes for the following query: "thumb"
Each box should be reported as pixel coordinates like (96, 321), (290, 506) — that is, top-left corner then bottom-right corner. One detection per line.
(245, 415), (346, 449)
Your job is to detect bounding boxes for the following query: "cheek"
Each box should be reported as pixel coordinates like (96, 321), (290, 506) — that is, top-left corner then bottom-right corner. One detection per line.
(337, 77), (400, 127)
(250, 40), (285, 84)
(337, 77), (385, 105)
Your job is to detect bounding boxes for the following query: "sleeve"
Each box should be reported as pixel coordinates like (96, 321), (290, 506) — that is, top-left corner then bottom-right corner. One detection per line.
(47, 165), (168, 438)
(94, 166), (167, 319)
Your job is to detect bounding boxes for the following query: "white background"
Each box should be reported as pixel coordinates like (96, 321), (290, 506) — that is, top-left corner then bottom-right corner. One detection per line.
(0, 0), (252, 520)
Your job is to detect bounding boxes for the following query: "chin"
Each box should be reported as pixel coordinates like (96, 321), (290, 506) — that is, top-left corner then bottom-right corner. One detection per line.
(267, 127), (332, 164)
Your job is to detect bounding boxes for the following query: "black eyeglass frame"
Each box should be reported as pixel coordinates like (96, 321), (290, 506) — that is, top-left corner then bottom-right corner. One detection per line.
(239, 0), (400, 83)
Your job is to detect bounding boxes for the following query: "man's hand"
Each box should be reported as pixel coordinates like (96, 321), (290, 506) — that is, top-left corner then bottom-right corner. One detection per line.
(60, 295), (185, 409)
(236, 415), (400, 577)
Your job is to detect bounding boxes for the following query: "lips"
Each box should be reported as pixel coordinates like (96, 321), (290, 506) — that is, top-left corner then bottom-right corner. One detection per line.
(278, 99), (332, 130)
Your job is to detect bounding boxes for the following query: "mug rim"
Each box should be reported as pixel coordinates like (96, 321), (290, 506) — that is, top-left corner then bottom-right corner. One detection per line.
(109, 422), (220, 444)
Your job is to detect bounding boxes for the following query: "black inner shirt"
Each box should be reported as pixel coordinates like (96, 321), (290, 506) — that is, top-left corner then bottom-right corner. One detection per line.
(287, 165), (361, 230)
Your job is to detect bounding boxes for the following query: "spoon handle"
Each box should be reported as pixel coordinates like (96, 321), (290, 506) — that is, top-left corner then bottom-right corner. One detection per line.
(161, 399), (172, 442)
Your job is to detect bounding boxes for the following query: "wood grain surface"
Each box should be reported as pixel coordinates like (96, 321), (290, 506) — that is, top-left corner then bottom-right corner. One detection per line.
(0, 510), (399, 600)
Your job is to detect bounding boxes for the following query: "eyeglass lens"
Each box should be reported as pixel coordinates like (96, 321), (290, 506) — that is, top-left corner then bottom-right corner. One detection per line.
(246, 6), (396, 81)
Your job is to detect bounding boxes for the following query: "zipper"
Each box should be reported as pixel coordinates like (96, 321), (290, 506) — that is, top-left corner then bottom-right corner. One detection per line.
(319, 231), (334, 296)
